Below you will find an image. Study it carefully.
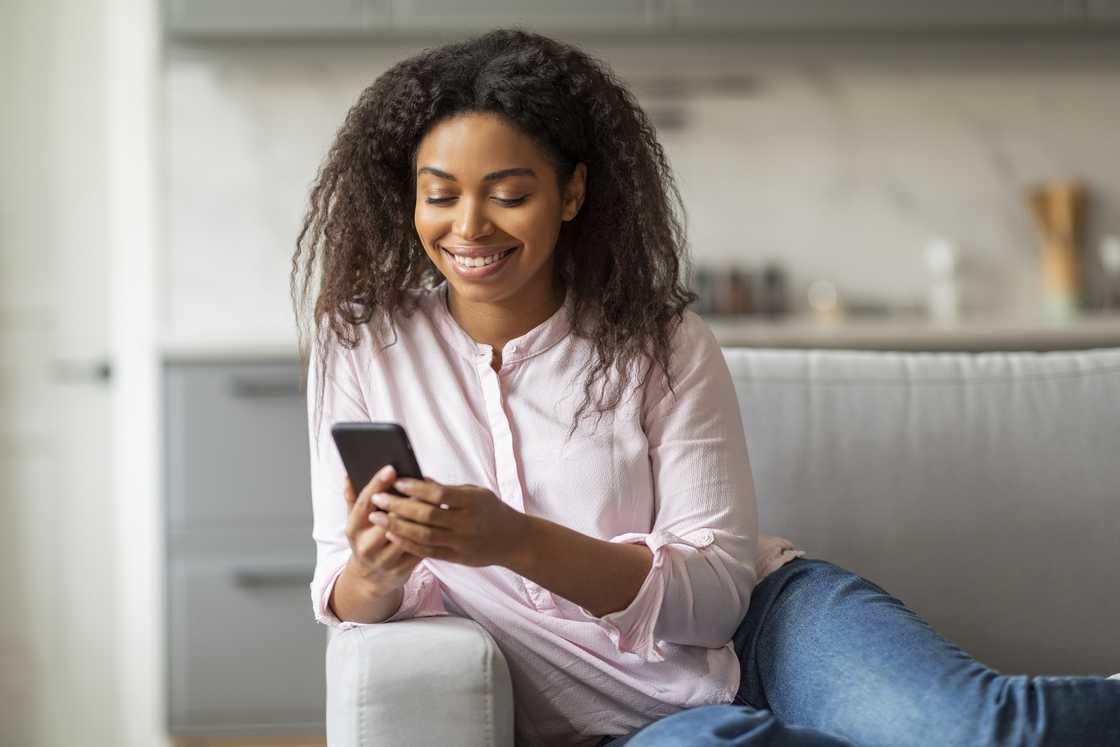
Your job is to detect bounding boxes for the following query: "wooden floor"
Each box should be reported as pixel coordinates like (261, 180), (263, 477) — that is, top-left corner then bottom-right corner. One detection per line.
(173, 738), (326, 747)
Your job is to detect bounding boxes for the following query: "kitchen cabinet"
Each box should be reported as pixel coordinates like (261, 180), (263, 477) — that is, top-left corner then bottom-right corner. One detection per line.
(164, 362), (312, 530)
(163, 0), (1115, 38)
(1088, 0), (1120, 21)
(391, 0), (666, 32)
(670, 1), (1087, 31)
(163, 359), (325, 738)
(164, 0), (387, 35)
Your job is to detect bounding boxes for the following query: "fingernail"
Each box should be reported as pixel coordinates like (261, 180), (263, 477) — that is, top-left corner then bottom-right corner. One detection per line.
(370, 512), (388, 526)
(372, 493), (390, 508)
(376, 465), (393, 480)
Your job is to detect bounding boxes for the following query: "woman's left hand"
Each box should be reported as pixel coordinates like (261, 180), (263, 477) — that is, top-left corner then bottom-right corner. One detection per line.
(370, 477), (530, 568)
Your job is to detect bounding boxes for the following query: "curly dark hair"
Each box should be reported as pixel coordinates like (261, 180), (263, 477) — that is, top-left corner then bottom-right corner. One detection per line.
(290, 27), (697, 449)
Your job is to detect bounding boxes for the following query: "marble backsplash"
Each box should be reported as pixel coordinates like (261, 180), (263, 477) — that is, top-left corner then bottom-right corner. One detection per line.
(162, 34), (1120, 342)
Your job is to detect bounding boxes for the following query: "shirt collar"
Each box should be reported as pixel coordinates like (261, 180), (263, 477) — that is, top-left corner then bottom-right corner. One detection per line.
(432, 279), (574, 366)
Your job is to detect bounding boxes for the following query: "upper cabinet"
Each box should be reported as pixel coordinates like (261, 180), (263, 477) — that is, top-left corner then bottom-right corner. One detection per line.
(163, 0), (1120, 38)
(671, 1), (1089, 31)
(1088, 0), (1120, 21)
(392, 0), (666, 33)
(164, 0), (388, 35)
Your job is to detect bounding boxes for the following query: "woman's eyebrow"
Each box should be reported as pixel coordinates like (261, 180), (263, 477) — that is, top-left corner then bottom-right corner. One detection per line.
(417, 166), (536, 182)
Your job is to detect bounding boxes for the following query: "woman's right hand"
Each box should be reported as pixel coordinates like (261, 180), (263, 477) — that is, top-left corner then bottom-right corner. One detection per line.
(344, 464), (422, 595)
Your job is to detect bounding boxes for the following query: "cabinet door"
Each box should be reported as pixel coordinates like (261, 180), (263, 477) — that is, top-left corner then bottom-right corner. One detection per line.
(392, 0), (667, 32)
(164, 0), (386, 35)
(1087, 0), (1120, 21)
(671, 1), (1084, 30)
(167, 538), (325, 735)
(164, 361), (311, 530)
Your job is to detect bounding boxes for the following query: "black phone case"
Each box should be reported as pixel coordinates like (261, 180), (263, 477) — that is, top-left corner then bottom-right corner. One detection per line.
(330, 421), (423, 499)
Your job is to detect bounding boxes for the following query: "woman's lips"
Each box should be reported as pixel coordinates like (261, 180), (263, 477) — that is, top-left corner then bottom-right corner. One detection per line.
(441, 245), (518, 279)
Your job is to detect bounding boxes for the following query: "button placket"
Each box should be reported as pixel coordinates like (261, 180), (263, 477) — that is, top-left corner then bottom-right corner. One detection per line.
(473, 348), (555, 611)
(475, 347), (524, 514)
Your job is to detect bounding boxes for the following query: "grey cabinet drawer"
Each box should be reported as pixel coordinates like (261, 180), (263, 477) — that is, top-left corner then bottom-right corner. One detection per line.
(167, 542), (325, 735)
(164, 362), (311, 530)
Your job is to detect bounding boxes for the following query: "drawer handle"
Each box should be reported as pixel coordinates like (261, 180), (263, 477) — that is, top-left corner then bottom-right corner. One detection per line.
(229, 378), (303, 398)
(232, 568), (311, 589)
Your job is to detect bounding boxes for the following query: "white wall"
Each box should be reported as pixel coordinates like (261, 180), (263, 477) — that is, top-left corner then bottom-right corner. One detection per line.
(161, 34), (1120, 344)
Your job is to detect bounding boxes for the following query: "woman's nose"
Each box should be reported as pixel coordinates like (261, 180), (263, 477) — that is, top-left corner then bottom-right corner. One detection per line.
(452, 197), (493, 240)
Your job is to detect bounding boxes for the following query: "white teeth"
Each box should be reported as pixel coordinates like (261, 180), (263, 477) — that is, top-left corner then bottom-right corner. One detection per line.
(448, 248), (514, 268)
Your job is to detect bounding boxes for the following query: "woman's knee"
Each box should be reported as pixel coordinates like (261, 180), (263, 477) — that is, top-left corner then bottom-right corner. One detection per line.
(765, 559), (894, 617)
(781, 558), (868, 592)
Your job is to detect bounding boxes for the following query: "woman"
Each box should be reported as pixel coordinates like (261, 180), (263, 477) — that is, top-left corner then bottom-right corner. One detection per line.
(290, 28), (1119, 747)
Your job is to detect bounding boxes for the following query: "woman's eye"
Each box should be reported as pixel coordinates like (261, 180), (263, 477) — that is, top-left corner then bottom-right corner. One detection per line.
(423, 195), (527, 206)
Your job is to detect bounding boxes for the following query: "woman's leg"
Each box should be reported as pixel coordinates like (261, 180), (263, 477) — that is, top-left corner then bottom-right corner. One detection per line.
(600, 704), (857, 746)
(734, 558), (1120, 747)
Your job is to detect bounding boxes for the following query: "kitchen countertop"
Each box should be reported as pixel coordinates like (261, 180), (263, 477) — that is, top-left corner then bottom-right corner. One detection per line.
(159, 309), (1120, 360)
(705, 309), (1120, 351)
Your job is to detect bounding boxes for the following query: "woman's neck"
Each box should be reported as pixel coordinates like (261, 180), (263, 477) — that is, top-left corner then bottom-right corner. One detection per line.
(446, 282), (566, 353)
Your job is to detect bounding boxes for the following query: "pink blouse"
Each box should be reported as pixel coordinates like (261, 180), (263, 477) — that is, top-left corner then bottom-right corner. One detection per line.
(307, 280), (802, 746)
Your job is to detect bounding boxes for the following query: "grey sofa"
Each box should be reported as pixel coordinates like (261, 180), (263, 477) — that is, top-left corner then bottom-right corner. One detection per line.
(324, 345), (1120, 747)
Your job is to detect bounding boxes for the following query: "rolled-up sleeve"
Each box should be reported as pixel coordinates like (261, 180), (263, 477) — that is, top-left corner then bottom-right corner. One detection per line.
(307, 331), (447, 628)
(595, 313), (760, 662)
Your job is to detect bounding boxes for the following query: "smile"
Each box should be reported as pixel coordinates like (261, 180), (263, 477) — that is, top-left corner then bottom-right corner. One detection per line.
(441, 245), (519, 278)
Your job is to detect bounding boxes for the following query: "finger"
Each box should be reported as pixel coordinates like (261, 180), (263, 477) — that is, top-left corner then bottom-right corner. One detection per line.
(385, 530), (456, 561)
(359, 464), (397, 504)
(344, 477), (357, 508)
(369, 535), (406, 569)
(378, 513), (457, 548)
(392, 478), (462, 510)
(355, 522), (391, 554)
(346, 489), (375, 538)
(371, 494), (459, 529)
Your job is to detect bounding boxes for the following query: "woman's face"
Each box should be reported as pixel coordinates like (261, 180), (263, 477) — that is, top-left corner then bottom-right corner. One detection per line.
(413, 112), (585, 308)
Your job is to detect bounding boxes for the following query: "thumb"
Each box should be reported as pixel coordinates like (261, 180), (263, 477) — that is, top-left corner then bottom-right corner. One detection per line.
(358, 464), (396, 506)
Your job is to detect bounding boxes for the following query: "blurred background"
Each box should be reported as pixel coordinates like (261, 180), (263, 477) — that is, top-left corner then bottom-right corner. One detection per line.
(4, 2), (1120, 746)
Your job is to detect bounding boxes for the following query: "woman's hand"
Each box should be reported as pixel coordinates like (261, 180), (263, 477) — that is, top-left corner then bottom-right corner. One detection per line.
(369, 477), (530, 568)
(343, 465), (422, 594)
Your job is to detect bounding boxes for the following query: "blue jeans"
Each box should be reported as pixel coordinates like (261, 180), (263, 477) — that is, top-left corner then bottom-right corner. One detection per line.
(594, 558), (1120, 747)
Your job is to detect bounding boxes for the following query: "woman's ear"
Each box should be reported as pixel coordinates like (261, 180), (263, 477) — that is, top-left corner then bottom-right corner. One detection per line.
(561, 162), (587, 222)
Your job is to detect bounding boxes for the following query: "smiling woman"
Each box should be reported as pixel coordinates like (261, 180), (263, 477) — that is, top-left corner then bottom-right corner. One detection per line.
(288, 26), (1120, 747)
(290, 28), (694, 444)
(413, 113), (587, 338)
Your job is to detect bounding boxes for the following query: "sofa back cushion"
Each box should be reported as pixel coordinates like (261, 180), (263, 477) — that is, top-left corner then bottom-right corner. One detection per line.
(723, 346), (1120, 676)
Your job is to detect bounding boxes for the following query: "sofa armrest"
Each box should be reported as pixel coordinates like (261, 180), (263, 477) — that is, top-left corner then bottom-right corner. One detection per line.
(325, 616), (515, 747)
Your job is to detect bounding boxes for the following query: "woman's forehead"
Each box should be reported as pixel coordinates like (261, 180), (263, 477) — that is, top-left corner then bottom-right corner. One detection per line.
(415, 113), (549, 180)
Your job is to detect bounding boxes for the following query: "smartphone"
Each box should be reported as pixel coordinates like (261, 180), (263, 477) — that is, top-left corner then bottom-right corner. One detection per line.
(331, 421), (423, 501)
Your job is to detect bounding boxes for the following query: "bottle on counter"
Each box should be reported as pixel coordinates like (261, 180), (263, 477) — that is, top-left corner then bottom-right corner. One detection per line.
(688, 265), (715, 315)
(923, 238), (960, 324)
(757, 262), (789, 318)
(711, 266), (752, 316)
(1100, 235), (1120, 311)
(807, 279), (843, 323)
(729, 267), (753, 315)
